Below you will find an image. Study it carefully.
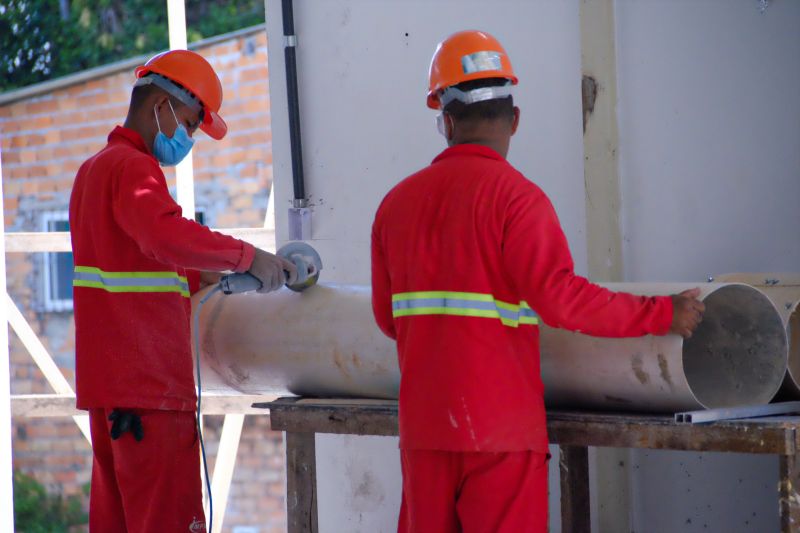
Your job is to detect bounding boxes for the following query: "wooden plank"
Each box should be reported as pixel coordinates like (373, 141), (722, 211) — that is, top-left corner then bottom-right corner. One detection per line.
(263, 399), (799, 455)
(11, 392), (276, 418)
(5, 232), (72, 252)
(262, 400), (399, 436)
(209, 414), (245, 533)
(286, 432), (318, 533)
(560, 446), (591, 533)
(547, 414), (796, 455)
(780, 440), (800, 532)
(4, 228), (274, 253)
(580, 0), (623, 282)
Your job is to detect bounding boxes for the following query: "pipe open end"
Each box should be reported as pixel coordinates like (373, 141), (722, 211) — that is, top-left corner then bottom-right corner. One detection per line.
(683, 284), (787, 408)
(785, 303), (800, 392)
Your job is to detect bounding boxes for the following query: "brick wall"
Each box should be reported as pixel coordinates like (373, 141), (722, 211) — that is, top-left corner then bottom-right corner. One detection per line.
(1, 25), (286, 532)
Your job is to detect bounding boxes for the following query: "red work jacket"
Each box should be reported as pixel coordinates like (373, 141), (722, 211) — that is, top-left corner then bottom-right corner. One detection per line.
(69, 126), (255, 411)
(371, 144), (672, 452)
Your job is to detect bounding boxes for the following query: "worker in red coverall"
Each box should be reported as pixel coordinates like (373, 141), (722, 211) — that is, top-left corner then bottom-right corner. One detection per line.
(370, 30), (706, 533)
(69, 49), (296, 533)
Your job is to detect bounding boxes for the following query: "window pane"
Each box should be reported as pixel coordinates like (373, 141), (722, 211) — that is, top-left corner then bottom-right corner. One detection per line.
(55, 252), (74, 301)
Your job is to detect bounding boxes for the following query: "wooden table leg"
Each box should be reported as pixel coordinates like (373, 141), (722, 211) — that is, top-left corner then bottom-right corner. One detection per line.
(780, 453), (800, 532)
(560, 445), (591, 533)
(286, 432), (318, 533)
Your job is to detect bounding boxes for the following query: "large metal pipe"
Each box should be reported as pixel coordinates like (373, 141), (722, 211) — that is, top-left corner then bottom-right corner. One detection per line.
(193, 283), (787, 412)
(541, 283), (787, 412)
(194, 284), (399, 399)
(715, 273), (800, 398)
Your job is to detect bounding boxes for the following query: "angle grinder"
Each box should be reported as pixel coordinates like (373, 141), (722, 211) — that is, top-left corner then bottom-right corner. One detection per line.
(218, 241), (323, 294)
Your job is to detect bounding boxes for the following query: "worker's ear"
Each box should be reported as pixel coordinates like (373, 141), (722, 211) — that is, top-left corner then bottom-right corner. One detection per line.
(511, 106), (520, 135)
(152, 93), (170, 114)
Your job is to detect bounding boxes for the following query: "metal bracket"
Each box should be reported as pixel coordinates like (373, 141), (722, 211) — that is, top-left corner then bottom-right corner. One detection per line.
(675, 401), (800, 424)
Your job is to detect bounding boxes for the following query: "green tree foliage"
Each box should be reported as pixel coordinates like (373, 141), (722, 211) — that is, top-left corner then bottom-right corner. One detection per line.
(0, 0), (265, 91)
(13, 470), (88, 532)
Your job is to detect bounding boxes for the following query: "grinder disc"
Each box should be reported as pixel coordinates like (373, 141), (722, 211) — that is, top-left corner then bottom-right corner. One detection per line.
(277, 241), (323, 292)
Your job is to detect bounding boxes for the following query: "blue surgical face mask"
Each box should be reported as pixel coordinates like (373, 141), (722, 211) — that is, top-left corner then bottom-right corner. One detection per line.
(152, 100), (195, 166)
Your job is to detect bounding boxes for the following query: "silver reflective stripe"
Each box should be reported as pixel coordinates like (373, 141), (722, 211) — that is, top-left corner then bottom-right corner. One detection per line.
(461, 51), (503, 74)
(73, 266), (190, 297)
(391, 291), (538, 328)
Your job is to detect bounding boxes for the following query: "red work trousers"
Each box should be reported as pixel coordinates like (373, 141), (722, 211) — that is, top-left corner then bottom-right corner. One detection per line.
(88, 408), (206, 533)
(398, 449), (549, 533)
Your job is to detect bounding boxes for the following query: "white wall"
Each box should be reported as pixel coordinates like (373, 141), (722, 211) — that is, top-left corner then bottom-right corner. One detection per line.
(615, 1), (800, 532)
(266, 1), (584, 531)
(265, 0), (800, 531)
(616, 0), (800, 282)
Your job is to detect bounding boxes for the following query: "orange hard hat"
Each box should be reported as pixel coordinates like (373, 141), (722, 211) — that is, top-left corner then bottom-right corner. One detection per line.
(427, 30), (517, 110)
(135, 49), (227, 140)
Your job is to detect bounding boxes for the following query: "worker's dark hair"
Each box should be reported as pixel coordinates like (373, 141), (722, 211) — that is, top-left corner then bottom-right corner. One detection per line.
(129, 84), (185, 112)
(443, 77), (514, 123)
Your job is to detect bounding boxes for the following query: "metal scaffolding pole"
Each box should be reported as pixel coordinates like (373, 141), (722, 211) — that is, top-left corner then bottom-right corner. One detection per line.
(167, 0), (196, 218)
(0, 123), (16, 532)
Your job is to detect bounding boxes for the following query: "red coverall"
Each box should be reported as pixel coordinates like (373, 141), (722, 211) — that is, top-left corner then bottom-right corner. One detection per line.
(371, 144), (673, 532)
(70, 126), (255, 532)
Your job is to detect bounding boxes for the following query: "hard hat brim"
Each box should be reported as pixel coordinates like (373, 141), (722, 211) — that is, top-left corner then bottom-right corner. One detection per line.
(200, 109), (227, 140)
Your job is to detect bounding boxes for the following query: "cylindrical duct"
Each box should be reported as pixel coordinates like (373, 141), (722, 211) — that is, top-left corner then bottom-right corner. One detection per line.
(193, 282), (787, 412)
(715, 274), (800, 397)
(541, 283), (787, 412)
(194, 284), (399, 399)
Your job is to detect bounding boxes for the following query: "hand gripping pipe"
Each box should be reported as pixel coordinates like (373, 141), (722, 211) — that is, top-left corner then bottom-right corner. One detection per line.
(715, 273), (800, 398)
(192, 283), (787, 412)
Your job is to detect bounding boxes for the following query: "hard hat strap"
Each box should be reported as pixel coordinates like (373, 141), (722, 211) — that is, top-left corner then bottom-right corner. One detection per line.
(135, 73), (203, 114)
(440, 83), (513, 108)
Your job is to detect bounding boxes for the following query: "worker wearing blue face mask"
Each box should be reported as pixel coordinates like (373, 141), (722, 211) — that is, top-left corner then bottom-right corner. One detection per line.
(152, 98), (196, 166)
(69, 49), (295, 532)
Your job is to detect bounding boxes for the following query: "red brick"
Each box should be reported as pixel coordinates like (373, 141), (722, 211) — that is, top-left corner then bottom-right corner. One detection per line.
(2, 150), (21, 164)
(240, 66), (268, 83)
(77, 92), (110, 108)
(238, 84), (268, 99)
(27, 99), (59, 115)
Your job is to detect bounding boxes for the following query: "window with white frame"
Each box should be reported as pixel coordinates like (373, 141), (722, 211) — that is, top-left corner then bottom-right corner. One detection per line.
(40, 208), (207, 312)
(42, 211), (73, 312)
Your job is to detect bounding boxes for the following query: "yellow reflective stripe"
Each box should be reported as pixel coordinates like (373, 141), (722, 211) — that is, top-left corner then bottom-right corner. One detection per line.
(73, 266), (190, 298)
(73, 280), (190, 297)
(74, 266), (188, 282)
(391, 291), (539, 327)
(392, 291), (494, 302)
(393, 307), (501, 319)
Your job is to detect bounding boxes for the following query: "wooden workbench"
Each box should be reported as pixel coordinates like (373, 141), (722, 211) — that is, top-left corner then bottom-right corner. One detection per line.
(258, 397), (800, 533)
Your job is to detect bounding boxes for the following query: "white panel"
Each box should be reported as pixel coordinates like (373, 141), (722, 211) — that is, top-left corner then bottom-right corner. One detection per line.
(616, 0), (800, 282)
(267, 0), (587, 283)
(615, 1), (800, 531)
(630, 450), (778, 533)
(316, 435), (401, 533)
(266, 1), (584, 530)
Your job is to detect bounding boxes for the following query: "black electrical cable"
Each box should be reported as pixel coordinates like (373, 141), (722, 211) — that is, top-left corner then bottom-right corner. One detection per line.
(282, 0), (306, 203)
(193, 286), (220, 532)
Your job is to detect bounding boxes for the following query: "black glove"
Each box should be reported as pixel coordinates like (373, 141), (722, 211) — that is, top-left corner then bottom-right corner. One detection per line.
(108, 409), (144, 442)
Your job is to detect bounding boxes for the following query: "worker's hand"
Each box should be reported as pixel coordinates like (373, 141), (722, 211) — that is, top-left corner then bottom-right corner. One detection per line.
(108, 409), (144, 442)
(669, 288), (705, 339)
(248, 248), (298, 293)
(199, 271), (223, 289)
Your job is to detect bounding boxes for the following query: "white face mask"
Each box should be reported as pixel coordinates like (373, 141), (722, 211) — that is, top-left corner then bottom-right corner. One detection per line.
(435, 112), (450, 139)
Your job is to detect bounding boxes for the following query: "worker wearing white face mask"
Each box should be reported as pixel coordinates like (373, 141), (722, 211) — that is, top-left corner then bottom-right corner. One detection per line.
(69, 49), (296, 532)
